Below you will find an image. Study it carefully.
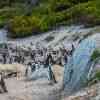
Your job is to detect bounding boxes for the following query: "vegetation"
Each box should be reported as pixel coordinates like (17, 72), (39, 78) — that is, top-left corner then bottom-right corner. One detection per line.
(8, 16), (41, 38)
(87, 49), (100, 86)
(94, 71), (100, 80)
(91, 49), (100, 61)
(0, 0), (100, 38)
(0, 5), (29, 28)
(87, 70), (100, 86)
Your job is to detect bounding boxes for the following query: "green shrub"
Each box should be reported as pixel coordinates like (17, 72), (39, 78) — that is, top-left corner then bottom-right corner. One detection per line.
(67, 1), (100, 26)
(91, 49), (100, 61)
(8, 16), (41, 38)
(0, 16), (7, 28)
(0, 6), (27, 27)
(88, 70), (100, 85)
(0, 0), (27, 8)
(8, 14), (56, 37)
(94, 71), (100, 80)
(38, 15), (51, 32)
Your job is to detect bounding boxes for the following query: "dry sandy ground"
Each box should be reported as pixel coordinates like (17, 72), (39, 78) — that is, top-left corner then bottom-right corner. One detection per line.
(0, 65), (63, 100)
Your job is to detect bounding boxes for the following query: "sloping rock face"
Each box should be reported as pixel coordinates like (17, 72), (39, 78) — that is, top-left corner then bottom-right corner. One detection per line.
(0, 65), (63, 100)
(62, 82), (100, 100)
(0, 25), (100, 49)
(29, 0), (40, 5)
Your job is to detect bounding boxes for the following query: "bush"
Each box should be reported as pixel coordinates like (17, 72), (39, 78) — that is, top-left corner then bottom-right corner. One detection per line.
(0, 16), (6, 28)
(91, 49), (100, 61)
(0, 0), (27, 8)
(68, 1), (100, 26)
(8, 14), (57, 38)
(8, 16), (41, 38)
(88, 70), (100, 85)
(94, 71), (100, 80)
(39, 15), (51, 32)
(0, 6), (27, 27)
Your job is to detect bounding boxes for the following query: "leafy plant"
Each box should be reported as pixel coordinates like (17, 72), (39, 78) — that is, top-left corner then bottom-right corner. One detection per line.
(8, 16), (41, 38)
(91, 49), (100, 61)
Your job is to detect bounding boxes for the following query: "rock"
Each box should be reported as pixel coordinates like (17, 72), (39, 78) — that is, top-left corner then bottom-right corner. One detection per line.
(62, 85), (97, 100)
(29, 0), (40, 5)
